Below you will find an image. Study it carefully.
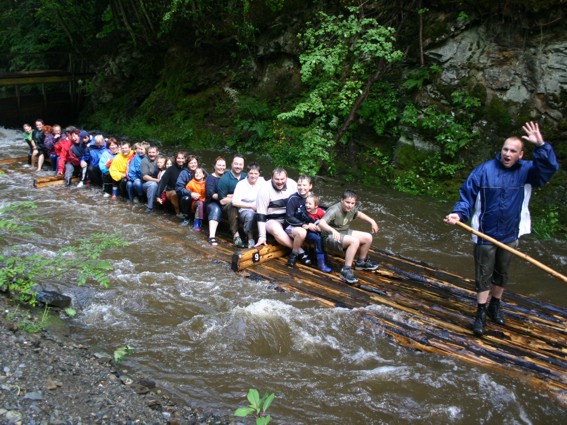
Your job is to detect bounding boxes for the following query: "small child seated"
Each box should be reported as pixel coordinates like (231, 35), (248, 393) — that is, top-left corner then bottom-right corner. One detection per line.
(297, 194), (332, 273)
(185, 167), (206, 231)
(305, 194), (325, 223)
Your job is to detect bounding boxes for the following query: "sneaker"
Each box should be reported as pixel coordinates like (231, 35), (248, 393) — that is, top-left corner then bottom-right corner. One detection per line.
(287, 253), (298, 267)
(354, 257), (379, 271)
(176, 212), (184, 219)
(233, 236), (246, 248)
(248, 239), (255, 249)
(76, 181), (84, 188)
(133, 198), (140, 204)
(181, 219), (190, 226)
(298, 252), (312, 266)
(145, 208), (152, 214)
(103, 193), (111, 198)
(340, 266), (358, 285)
(111, 195), (117, 200)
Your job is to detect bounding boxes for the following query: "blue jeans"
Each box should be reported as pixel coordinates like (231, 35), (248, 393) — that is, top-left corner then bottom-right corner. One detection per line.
(49, 154), (59, 172)
(305, 231), (325, 255)
(126, 179), (143, 201)
(239, 209), (256, 234)
(143, 181), (158, 210)
(206, 201), (222, 221)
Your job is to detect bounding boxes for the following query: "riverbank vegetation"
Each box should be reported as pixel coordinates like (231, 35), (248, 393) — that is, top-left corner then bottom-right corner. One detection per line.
(1, 1), (565, 237)
(0, 201), (127, 305)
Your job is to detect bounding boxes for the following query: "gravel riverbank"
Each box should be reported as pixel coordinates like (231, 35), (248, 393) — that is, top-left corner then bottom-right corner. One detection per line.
(0, 296), (234, 425)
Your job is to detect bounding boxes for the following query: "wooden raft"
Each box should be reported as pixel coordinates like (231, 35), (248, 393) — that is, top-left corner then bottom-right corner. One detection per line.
(229, 243), (567, 405)
(27, 161), (567, 405)
(33, 174), (80, 189)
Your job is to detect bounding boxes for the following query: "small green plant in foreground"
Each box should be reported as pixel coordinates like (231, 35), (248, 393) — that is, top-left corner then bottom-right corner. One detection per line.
(234, 388), (275, 425)
(113, 345), (133, 363)
(6, 305), (50, 333)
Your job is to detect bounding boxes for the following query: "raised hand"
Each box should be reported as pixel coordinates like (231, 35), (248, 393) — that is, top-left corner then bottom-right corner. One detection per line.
(521, 121), (544, 145)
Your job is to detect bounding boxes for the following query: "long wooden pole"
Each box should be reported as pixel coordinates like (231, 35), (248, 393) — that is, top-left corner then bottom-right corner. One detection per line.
(455, 221), (567, 283)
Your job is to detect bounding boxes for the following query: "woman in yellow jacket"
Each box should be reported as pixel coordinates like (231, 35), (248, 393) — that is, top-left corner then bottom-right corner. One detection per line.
(109, 141), (134, 200)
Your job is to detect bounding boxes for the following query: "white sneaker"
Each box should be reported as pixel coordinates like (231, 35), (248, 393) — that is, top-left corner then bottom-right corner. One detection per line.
(248, 239), (255, 249)
(103, 193), (110, 198)
(76, 181), (84, 188)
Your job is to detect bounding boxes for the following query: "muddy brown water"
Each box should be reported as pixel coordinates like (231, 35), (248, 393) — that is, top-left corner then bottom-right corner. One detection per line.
(1, 127), (565, 424)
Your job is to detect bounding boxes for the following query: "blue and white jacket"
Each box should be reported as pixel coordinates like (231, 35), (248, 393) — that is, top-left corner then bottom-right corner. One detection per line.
(127, 154), (144, 181)
(452, 143), (558, 244)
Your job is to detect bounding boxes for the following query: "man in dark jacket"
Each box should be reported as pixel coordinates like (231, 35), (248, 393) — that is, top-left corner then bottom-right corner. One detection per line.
(444, 121), (559, 336)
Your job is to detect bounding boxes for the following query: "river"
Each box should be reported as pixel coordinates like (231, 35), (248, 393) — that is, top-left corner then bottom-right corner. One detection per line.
(1, 126), (565, 424)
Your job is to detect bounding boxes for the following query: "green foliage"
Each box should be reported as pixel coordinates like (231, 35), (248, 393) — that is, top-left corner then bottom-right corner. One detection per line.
(161, 0), (258, 43)
(234, 388), (275, 425)
(226, 93), (274, 152)
(532, 205), (561, 240)
(391, 89), (481, 195)
(0, 202), (128, 305)
(277, 6), (403, 174)
(114, 345), (133, 363)
(64, 307), (77, 318)
(402, 65), (442, 91)
(270, 125), (335, 175)
(6, 305), (50, 334)
(401, 90), (481, 158)
(358, 82), (400, 136)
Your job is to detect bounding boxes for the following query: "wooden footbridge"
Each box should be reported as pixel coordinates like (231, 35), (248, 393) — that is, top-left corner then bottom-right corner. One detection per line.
(2, 157), (566, 407)
(0, 54), (92, 125)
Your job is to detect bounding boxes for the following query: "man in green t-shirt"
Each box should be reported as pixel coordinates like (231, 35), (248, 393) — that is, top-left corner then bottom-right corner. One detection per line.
(318, 189), (379, 284)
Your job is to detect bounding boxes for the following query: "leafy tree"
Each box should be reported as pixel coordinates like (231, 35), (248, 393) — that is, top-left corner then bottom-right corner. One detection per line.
(277, 6), (403, 174)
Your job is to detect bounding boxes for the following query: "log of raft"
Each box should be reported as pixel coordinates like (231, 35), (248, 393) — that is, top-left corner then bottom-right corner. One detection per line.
(231, 244), (289, 271)
(33, 174), (80, 189)
(0, 156), (28, 165)
(19, 157), (567, 405)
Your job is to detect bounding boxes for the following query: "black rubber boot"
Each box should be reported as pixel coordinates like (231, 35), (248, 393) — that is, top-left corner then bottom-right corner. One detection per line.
(473, 305), (487, 337)
(487, 298), (505, 325)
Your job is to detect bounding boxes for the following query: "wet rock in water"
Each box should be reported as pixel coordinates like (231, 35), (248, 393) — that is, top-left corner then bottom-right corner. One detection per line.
(36, 290), (72, 308)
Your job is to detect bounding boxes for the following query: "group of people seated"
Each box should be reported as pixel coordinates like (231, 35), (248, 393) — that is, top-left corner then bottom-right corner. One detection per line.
(22, 120), (380, 285)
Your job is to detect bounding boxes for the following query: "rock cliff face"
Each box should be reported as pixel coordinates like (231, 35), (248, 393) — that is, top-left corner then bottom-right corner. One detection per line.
(426, 25), (567, 122)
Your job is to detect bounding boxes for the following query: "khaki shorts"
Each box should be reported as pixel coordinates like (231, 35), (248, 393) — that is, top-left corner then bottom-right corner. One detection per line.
(323, 229), (353, 253)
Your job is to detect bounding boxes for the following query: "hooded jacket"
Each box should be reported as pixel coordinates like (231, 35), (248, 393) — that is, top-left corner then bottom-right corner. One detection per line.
(452, 143), (558, 244)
